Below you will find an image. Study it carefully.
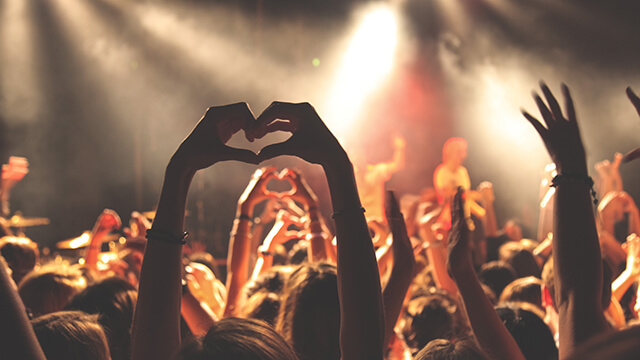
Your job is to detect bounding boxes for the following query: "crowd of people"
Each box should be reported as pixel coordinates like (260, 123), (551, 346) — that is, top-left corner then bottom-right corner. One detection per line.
(2, 84), (640, 360)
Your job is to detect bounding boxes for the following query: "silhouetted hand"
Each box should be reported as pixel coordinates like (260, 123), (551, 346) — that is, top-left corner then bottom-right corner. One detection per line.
(521, 83), (587, 175)
(174, 103), (259, 170)
(252, 102), (346, 166)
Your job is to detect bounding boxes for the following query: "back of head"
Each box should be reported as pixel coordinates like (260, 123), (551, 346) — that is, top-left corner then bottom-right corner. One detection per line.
(413, 338), (489, 360)
(31, 310), (110, 360)
(0, 236), (38, 284)
(19, 264), (86, 316)
(277, 262), (340, 360)
(498, 242), (541, 279)
(242, 291), (281, 326)
(66, 276), (138, 360)
(402, 291), (466, 354)
(499, 276), (544, 310)
(495, 305), (558, 360)
(478, 261), (517, 299)
(177, 317), (298, 360)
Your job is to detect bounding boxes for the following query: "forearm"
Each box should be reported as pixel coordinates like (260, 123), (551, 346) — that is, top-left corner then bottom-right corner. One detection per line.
(181, 291), (218, 336)
(307, 208), (328, 262)
(382, 226), (415, 348)
(323, 158), (384, 360)
(554, 184), (609, 357)
(482, 202), (498, 237)
(0, 259), (46, 360)
(612, 269), (636, 301)
(453, 269), (526, 360)
(420, 228), (458, 296)
(131, 160), (194, 360)
(84, 231), (108, 271)
(224, 218), (252, 317)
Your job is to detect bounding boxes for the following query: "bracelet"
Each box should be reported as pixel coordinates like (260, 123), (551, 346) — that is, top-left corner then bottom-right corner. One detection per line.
(331, 207), (366, 220)
(550, 174), (598, 205)
(237, 214), (252, 221)
(146, 228), (189, 245)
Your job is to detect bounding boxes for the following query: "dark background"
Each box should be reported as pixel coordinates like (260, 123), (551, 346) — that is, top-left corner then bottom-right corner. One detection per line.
(1, 0), (640, 256)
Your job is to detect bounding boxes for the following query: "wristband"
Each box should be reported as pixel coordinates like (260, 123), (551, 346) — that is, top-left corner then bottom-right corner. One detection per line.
(146, 228), (189, 245)
(331, 207), (366, 220)
(550, 174), (598, 205)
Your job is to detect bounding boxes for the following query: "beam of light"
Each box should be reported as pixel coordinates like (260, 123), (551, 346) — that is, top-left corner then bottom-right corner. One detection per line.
(0, 0), (42, 124)
(323, 4), (399, 140)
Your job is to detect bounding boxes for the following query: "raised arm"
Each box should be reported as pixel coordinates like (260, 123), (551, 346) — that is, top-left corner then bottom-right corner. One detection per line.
(522, 83), (609, 357)
(131, 103), (258, 360)
(256, 102), (385, 360)
(281, 168), (330, 263)
(382, 190), (416, 349)
(447, 189), (526, 360)
(224, 167), (277, 317)
(84, 209), (121, 273)
(0, 256), (47, 360)
(0, 157), (28, 218)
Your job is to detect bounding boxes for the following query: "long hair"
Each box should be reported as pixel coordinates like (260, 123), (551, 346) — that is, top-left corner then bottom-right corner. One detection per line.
(276, 262), (340, 360)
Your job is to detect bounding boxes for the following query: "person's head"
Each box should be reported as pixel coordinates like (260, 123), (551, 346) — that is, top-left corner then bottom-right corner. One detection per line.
(31, 310), (110, 360)
(277, 262), (340, 360)
(401, 290), (467, 354)
(242, 291), (281, 326)
(495, 305), (558, 360)
(0, 236), (39, 284)
(177, 317), (298, 360)
(19, 264), (86, 316)
(498, 242), (541, 279)
(245, 266), (293, 299)
(413, 338), (489, 360)
(478, 261), (517, 299)
(65, 276), (137, 360)
(499, 277), (544, 311)
(287, 240), (309, 265)
(442, 138), (468, 167)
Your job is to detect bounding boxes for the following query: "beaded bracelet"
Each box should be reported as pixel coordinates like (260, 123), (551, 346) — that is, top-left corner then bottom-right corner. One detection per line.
(331, 207), (366, 220)
(146, 228), (189, 245)
(550, 174), (598, 205)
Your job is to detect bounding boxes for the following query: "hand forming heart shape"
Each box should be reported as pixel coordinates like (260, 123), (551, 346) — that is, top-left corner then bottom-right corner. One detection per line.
(174, 101), (346, 173)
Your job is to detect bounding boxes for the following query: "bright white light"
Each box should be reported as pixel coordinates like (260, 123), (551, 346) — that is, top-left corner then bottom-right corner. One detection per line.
(324, 5), (398, 138)
(69, 232), (91, 249)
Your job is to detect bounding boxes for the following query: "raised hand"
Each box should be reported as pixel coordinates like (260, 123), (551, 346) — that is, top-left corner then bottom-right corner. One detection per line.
(252, 102), (346, 166)
(92, 209), (122, 234)
(521, 83), (587, 175)
(237, 167), (280, 216)
(281, 168), (319, 209)
(522, 83), (608, 357)
(1, 157), (29, 190)
(174, 103), (259, 170)
(382, 190), (416, 347)
(446, 188), (472, 278)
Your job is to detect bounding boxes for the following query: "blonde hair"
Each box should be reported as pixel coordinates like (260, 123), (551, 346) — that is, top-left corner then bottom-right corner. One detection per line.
(442, 137), (467, 163)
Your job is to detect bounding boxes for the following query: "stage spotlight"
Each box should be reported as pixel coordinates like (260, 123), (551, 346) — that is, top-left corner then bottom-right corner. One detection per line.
(324, 4), (399, 139)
